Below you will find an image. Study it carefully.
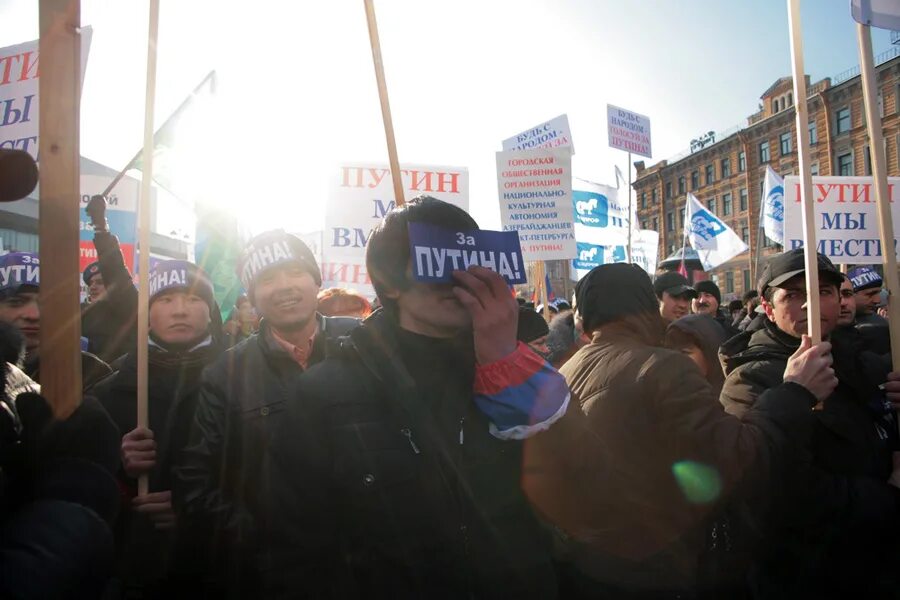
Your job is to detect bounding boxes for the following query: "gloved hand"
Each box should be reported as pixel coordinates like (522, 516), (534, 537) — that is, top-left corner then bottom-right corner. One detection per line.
(85, 194), (108, 232)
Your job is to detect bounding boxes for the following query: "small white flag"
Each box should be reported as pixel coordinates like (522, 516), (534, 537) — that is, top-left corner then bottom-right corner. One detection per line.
(851, 0), (900, 30)
(684, 193), (748, 271)
(762, 166), (785, 246)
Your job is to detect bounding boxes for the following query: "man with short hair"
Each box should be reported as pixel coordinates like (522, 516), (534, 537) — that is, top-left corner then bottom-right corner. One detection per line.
(174, 230), (359, 596)
(693, 279), (738, 336)
(270, 197), (570, 598)
(720, 248), (900, 597)
(0, 252), (111, 390)
(653, 271), (696, 322)
(837, 274), (857, 328)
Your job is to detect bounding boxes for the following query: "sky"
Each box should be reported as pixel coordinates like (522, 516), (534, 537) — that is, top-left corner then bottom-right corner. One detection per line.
(0, 0), (895, 237)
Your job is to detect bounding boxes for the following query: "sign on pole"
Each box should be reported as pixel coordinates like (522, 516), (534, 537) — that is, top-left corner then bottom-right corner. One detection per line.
(0, 28), (92, 161)
(501, 114), (574, 154)
(324, 163), (469, 297)
(783, 176), (900, 263)
(496, 147), (575, 262)
(80, 174), (138, 272)
(607, 104), (652, 158)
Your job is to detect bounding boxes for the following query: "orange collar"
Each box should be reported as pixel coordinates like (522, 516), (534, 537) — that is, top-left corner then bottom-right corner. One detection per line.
(269, 324), (317, 369)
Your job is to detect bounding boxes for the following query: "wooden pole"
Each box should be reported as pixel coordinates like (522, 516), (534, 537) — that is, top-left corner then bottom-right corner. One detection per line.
(38, 0), (82, 420)
(626, 152), (633, 263)
(786, 0), (821, 344)
(856, 23), (900, 370)
(363, 0), (404, 207)
(136, 0), (160, 497)
(537, 261), (550, 321)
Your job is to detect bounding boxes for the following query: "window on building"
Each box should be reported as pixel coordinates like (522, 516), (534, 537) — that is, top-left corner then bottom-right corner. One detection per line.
(707, 197), (717, 214)
(743, 269), (751, 292)
(652, 217), (659, 231)
(668, 243), (676, 256)
(666, 212), (674, 232)
(739, 187), (748, 212)
(723, 192), (732, 216)
(691, 170), (700, 189)
(665, 181), (672, 199)
(721, 157), (731, 178)
(678, 176), (686, 195)
(787, 93), (792, 106)
(651, 189), (658, 204)
(779, 131), (792, 155)
(865, 146), (871, 176)
(836, 107), (851, 134)
(810, 162), (819, 176)
(741, 226), (750, 245)
(837, 152), (853, 176)
(641, 219), (648, 230)
(680, 207), (685, 226)
(726, 271), (734, 294)
(809, 120), (817, 145)
(759, 140), (770, 163)
(738, 151), (746, 172)
(640, 192), (646, 209)
(705, 164), (714, 185)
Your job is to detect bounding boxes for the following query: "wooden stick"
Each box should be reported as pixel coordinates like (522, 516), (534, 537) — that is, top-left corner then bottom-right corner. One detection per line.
(136, 0), (160, 497)
(856, 22), (900, 371)
(537, 261), (550, 321)
(38, 0), (82, 420)
(626, 152), (633, 263)
(786, 0), (821, 344)
(363, 0), (404, 206)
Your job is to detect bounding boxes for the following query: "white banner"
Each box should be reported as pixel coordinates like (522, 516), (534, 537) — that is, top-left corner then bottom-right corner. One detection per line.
(607, 104), (652, 158)
(783, 176), (900, 264)
(496, 147), (575, 262)
(501, 114), (574, 154)
(324, 164), (469, 297)
(0, 28), (93, 160)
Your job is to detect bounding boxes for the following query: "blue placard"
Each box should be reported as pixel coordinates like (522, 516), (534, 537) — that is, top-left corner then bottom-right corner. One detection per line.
(408, 222), (526, 284)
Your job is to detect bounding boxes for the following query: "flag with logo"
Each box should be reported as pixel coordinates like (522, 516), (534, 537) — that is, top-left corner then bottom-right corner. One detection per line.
(684, 193), (748, 271)
(762, 166), (784, 246)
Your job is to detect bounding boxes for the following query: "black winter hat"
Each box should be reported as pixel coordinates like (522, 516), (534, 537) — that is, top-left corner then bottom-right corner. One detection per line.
(517, 307), (549, 343)
(82, 262), (101, 285)
(694, 280), (722, 305)
(577, 263), (659, 333)
(238, 230), (322, 290)
(757, 248), (842, 297)
(653, 271), (697, 299)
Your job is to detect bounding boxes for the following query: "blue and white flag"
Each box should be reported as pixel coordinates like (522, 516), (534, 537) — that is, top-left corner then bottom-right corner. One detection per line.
(762, 166), (785, 246)
(684, 193), (748, 271)
(851, 0), (900, 30)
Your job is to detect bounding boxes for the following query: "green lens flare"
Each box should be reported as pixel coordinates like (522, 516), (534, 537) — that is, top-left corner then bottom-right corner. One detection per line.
(672, 460), (722, 504)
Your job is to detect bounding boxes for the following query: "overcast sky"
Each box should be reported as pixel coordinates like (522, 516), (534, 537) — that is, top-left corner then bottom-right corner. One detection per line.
(0, 0), (894, 234)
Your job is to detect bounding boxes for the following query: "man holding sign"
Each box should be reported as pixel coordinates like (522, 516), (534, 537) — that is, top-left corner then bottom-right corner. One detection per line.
(270, 196), (569, 597)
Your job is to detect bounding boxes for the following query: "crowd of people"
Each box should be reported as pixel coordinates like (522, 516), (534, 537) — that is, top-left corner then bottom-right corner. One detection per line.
(0, 194), (898, 599)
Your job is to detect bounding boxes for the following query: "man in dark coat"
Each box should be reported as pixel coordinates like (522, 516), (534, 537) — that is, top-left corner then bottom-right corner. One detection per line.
(173, 230), (359, 597)
(80, 195), (138, 364)
(93, 260), (224, 597)
(0, 252), (111, 391)
(268, 197), (571, 599)
(692, 280), (739, 337)
(534, 263), (835, 598)
(720, 249), (900, 599)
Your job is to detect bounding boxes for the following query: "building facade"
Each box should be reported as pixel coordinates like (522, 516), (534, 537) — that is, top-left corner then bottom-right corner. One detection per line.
(634, 52), (900, 301)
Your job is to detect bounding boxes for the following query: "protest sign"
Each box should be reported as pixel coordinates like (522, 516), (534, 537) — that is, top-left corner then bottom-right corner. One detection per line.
(324, 163), (469, 297)
(501, 114), (574, 154)
(408, 223), (525, 284)
(79, 174), (138, 273)
(607, 104), (652, 158)
(496, 147), (575, 262)
(783, 176), (900, 263)
(0, 28), (93, 160)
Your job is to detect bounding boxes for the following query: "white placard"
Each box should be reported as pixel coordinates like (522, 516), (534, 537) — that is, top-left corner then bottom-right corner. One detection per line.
(501, 114), (574, 154)
(607, 104), (652, 158)
(496, 147), (575, 262)
(784, 176), (900, 264)
(324, 164), (469, 297)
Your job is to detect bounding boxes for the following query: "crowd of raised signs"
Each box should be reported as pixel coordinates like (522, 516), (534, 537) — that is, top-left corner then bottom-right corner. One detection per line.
(0, 195), (898, 599)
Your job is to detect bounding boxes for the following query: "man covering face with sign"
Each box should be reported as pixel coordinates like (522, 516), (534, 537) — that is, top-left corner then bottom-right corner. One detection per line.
(269, 196), (570, 597)
(174, 230), (360, 596)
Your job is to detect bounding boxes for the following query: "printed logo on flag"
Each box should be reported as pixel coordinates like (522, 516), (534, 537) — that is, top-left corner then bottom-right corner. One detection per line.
(766, 185), (784, 222)
(573, 191), (608, 227)
(573, 242), (625, 270)
(690, 208), (726, 242)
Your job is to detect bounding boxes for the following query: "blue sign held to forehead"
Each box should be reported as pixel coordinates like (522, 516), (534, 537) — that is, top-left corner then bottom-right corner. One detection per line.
(408, 222), (526, 284)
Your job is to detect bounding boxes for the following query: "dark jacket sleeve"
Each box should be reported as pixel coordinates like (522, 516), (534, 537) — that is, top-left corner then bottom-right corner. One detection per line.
(172, 365), (256, 544)
(92, 231), (138, 323)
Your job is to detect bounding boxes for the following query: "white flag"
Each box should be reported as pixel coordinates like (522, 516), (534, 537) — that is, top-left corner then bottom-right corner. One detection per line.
(684, 193), (748, 271)
(851, 0), (900, 30)
(762, 166), (785, 246)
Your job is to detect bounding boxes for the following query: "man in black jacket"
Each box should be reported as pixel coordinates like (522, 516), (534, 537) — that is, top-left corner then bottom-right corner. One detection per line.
(94, 260), (224, 597)
(269, 197), (572, 598)
(174, 230), (359, 597)
(720, 249), (900, 598)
